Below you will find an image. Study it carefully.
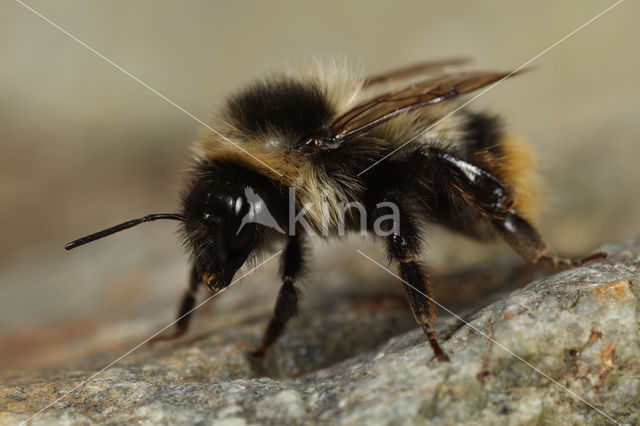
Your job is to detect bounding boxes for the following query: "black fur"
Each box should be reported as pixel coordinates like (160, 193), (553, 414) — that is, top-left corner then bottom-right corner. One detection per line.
(226, 78), (333, 142)
(463, 112), (503, 156)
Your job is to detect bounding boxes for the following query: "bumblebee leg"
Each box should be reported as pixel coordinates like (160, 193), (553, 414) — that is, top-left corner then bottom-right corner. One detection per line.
(149, 264), (201, 345)
(373, 198), (449, 362)
(492, 209), (575, 267)
(248, 236), (303, 360)
(422, 149), (578, 267)
(397, 257), (449, 362)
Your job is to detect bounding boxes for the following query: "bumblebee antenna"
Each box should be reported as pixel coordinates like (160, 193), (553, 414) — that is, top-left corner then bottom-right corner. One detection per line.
(65, 213), (188, 250)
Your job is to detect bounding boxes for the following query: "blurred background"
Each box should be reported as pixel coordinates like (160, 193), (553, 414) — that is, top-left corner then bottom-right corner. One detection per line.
(1, 0), (638, 370)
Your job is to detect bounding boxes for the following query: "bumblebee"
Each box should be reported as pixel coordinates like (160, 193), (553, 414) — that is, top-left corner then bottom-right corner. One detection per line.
(66, 59), (592, 362)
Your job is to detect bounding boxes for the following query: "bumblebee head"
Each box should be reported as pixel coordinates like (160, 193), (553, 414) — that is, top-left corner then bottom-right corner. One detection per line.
(180, 162), (288, 289)
(65, 160), (285, 292)
(178, 175), (260, 290)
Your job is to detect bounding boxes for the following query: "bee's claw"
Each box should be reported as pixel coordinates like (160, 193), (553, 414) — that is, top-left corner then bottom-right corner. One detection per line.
(147, 329), (186, 347)
(579, 251), (608, 265)
(538, 251), (608, 269)
(247, 347), (266, 362)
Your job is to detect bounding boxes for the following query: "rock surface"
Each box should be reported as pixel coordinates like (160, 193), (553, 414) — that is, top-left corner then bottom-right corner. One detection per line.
(2, 236), (640, 425)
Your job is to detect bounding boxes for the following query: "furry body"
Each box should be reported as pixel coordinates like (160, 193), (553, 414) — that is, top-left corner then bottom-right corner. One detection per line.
(193, 66), (537, 237)
(67, 61), (575, 361)
(169, 62), (561, 361)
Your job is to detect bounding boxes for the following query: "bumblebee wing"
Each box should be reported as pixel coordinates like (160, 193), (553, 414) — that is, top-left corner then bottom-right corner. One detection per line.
(362, 57), (471, 88)
(315, 71), (520, 149)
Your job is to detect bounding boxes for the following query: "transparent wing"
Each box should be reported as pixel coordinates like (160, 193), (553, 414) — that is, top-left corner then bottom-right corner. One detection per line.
(362, 57), (471, 88)
(303, 70), (522, 151)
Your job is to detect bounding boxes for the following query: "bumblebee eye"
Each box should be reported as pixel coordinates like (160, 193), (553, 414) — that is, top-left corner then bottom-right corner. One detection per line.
(202, 212), (223, 224)
(305, 138), (320, 149)
(300, 133), (339, 151)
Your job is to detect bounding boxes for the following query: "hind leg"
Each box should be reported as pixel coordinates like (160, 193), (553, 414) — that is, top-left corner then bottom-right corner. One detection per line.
(418, 148), (596, 267)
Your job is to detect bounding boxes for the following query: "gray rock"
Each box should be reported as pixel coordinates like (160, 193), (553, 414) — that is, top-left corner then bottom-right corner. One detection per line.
(2, 236), (640, 425)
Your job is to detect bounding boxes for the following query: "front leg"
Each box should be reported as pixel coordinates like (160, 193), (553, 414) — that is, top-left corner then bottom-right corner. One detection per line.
(249, 235), (304, 360)
(149, 262), (242, 345)
(149, 263), (202, 344)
